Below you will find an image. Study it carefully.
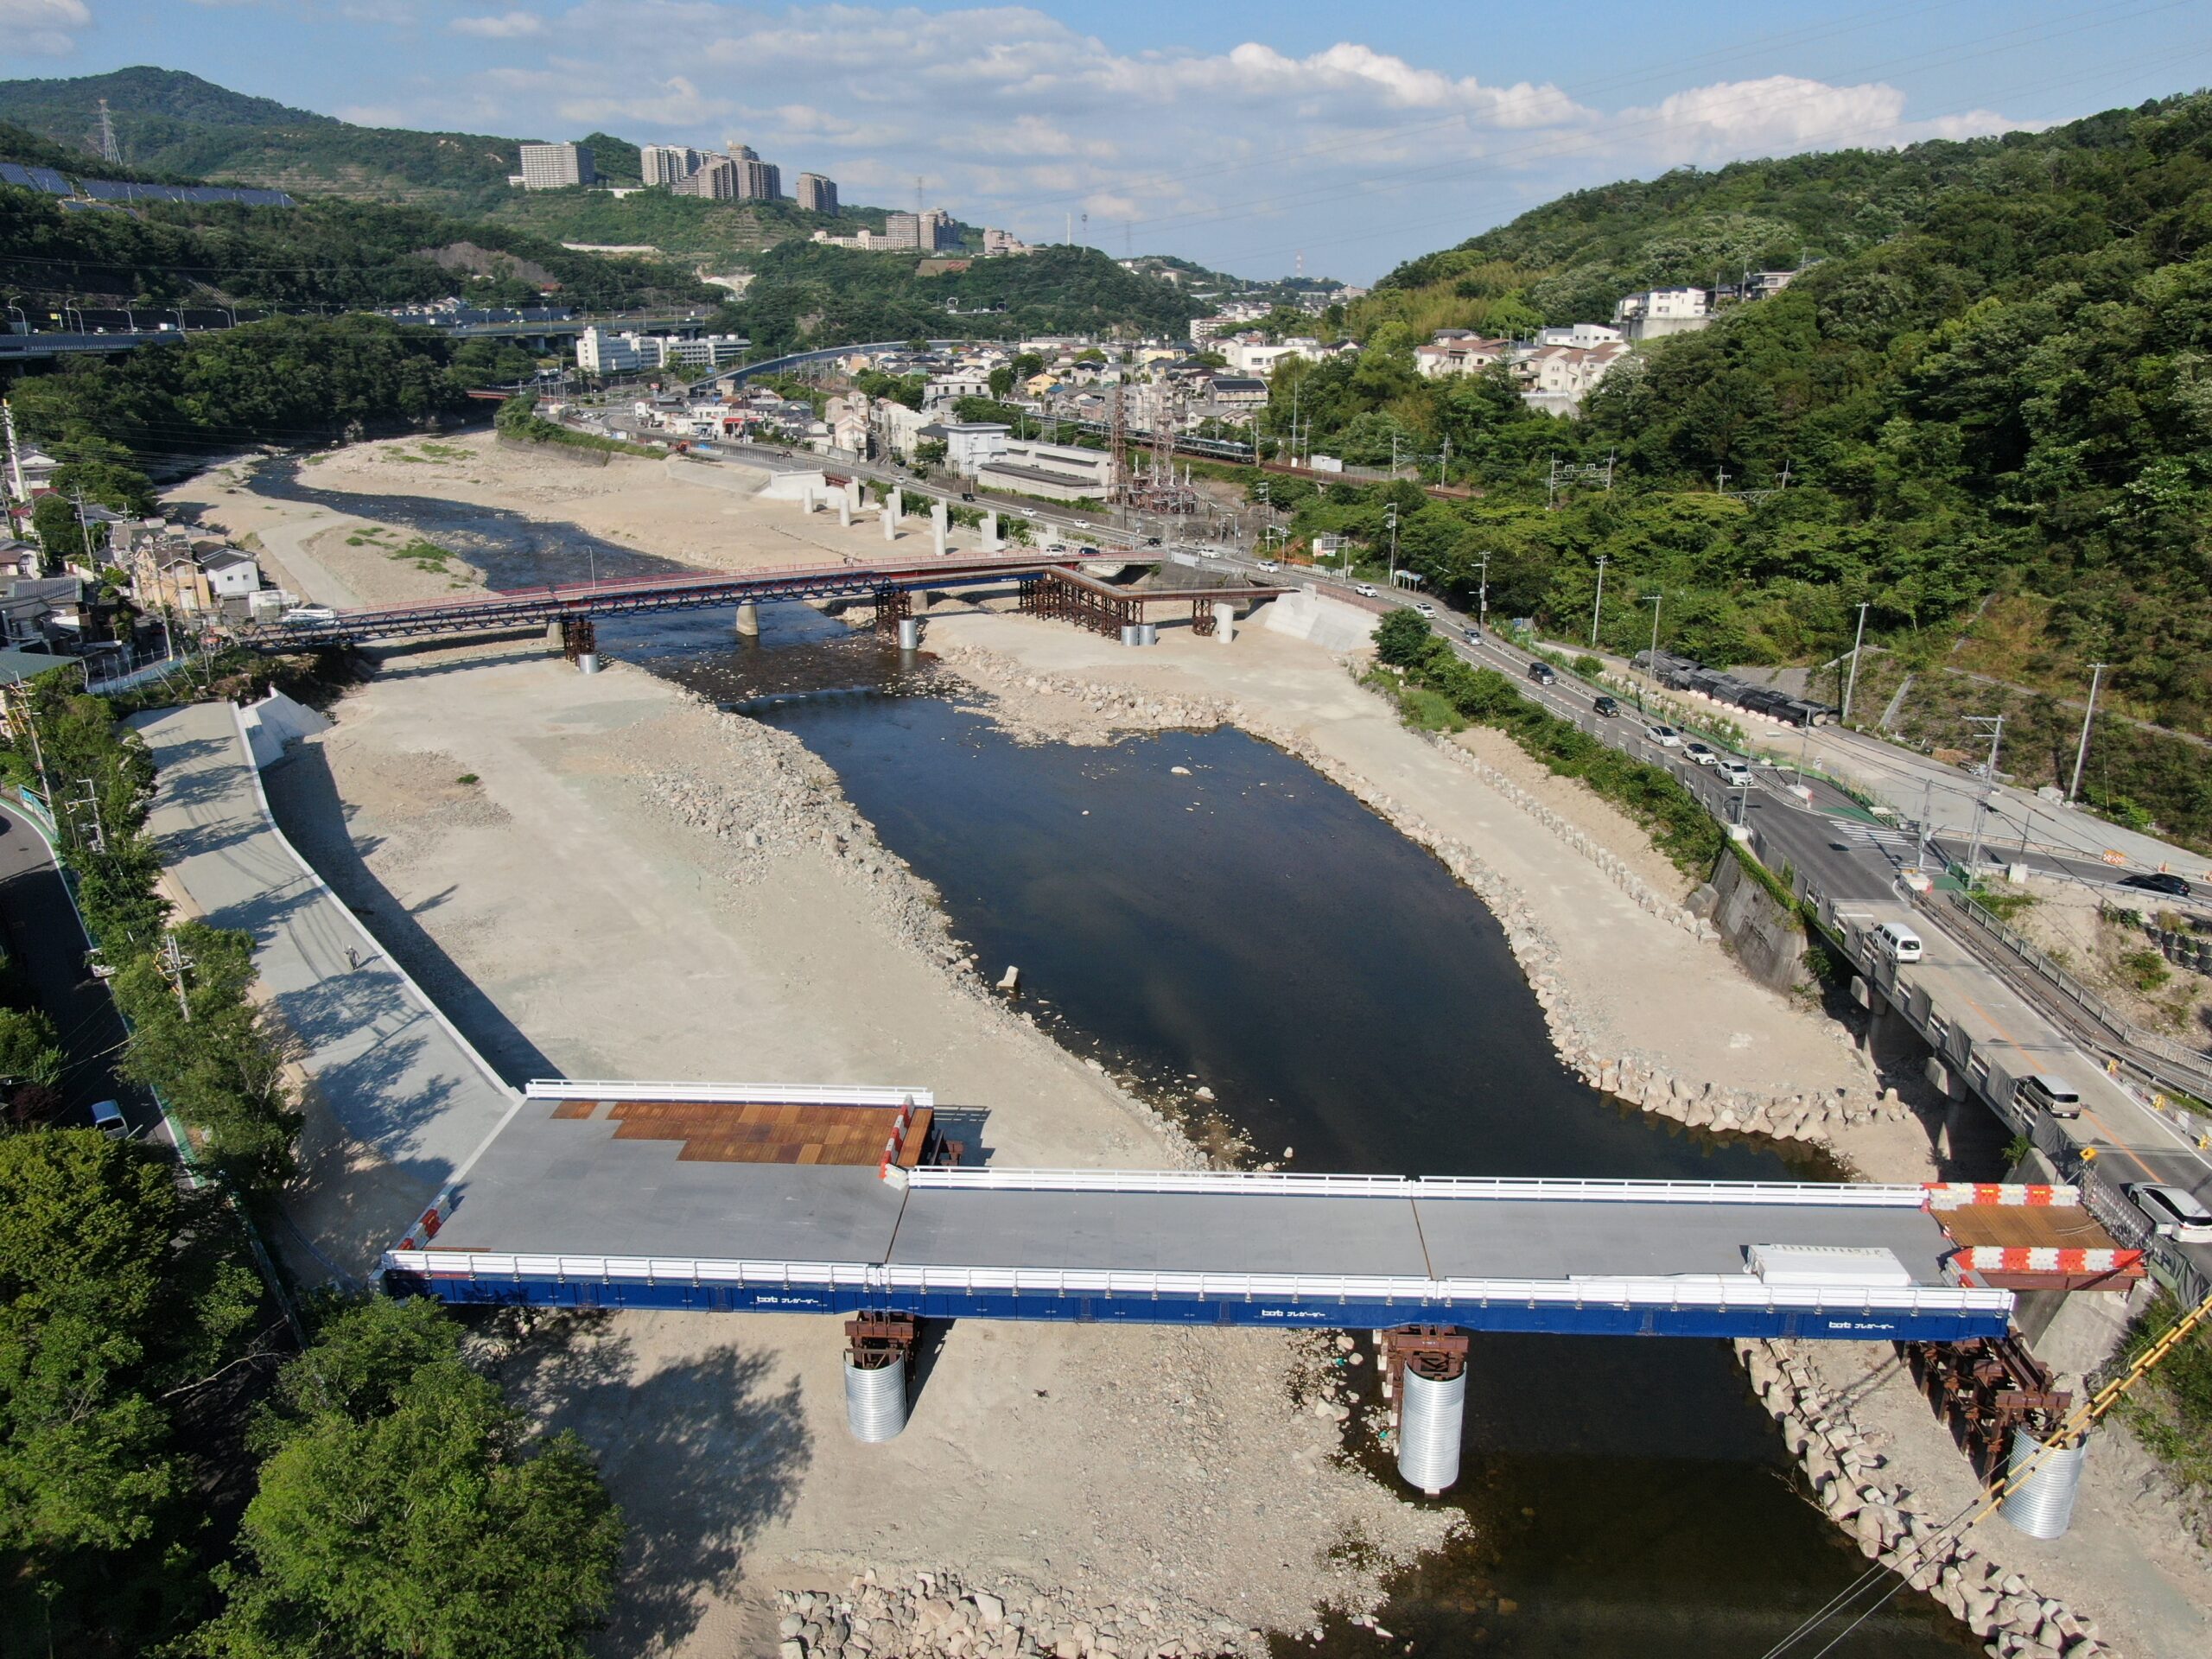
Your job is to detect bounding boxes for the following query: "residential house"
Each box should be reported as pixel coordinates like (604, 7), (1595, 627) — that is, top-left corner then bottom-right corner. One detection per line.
(4, 445), (58, 502)
(1613, 287), (1710, 341)
(925, 422), (1011, 474)
(1, 575), (86, 648)
(0, 540), (40, 578)
(924, 367), (992, 409)
(1205, 375), (1268, 411)
(1516, 341), (1630, 415)
(1413, 332), (1512, 379)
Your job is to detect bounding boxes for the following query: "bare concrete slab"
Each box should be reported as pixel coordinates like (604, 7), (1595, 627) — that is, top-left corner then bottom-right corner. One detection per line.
(135, 701), (519, 1282)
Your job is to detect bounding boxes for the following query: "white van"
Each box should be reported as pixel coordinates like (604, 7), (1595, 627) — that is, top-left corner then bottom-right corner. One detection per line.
(2014, 1073), (2082, 1119)
(1873, 921), (1923, 963)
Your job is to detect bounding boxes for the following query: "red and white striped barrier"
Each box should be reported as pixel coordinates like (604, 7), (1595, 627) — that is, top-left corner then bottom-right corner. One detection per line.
(399, 1204), (444, 1249)
(1923, 1183), (2079, 1210)
(1952, 1245), (2141, 1275)
(877, 1101), (918, 1180)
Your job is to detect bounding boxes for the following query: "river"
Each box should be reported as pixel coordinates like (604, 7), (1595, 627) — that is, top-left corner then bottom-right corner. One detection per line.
(238, 463), (1973, 1656)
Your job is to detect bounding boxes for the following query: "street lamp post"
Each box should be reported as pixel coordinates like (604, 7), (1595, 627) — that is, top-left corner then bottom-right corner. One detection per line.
(1963, 713), (2005, 873)
(1640, 591), (1663, 707)
(1590, 555), (1606, 647)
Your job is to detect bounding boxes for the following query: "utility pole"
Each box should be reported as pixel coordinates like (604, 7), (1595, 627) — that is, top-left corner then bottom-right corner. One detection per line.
(1916, 777), (1935, 875)
(1438, 435), (1450, 486)
(1840, 600), (1870, 722)
(1964, 714), (2005, 874)
(161, 931), (194, 1022)
(67, 778), (105, 854)
(3, 682), (52, 807)
(1590, 555), (1606, 646)
(71, 486), (96, 567)
(95, 97), (120, 166)
(1476, 552), (1490, 631)
(2068, 664), (2107, 804)
(2, 397), (25, 513)
(1642, 592), (1662, 709)
(1384, 503), (1399, 587)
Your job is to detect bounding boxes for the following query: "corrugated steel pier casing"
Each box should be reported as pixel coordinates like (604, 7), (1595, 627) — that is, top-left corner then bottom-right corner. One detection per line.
(1395, 1366), (1467, 1496)
(843, 1355), (909, 1442)
(2000, 1427), (2088, 1539)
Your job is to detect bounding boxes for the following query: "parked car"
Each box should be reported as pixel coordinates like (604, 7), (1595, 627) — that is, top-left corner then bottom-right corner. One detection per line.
(2125, 1183), (2212, 1243)
(1526, 661), (1556, 685)
(89, 1099), (127, 1140)
(2120, 871), (2194, 899)
(1685, 742), (1719, 766)
(1647, 725), (1682, 747)
(1592, 696), (1619, 718)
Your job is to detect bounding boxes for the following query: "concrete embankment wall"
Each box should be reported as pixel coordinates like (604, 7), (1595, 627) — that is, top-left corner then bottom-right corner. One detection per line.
(1694, 847), (1807, 994)
(496, 434), (612, 467)
(1260, 588), (1378, 652)
(238, 690), (331, 771)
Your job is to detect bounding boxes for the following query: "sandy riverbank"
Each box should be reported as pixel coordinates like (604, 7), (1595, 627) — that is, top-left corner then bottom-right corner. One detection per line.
(262, 644), (1447, 1657)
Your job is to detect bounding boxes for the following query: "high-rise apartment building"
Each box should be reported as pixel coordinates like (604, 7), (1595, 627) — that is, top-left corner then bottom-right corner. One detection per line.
(675, 156), (739, 200)
(517, 142), (596, 190)
(720, 143), (781, 200)
(797, 172), (838, 215)
(639, 144), (700, 186)
(883, 210), (957, 251)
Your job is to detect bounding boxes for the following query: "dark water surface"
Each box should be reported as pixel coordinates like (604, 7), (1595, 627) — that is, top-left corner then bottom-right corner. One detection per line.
(711, 666), (1972, 1659)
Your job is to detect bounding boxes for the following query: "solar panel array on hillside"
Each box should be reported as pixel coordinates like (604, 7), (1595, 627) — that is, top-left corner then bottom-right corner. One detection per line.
(77, 180), (296, 207)
(0, 163), (294, 207)
(0, 162), (73, 195)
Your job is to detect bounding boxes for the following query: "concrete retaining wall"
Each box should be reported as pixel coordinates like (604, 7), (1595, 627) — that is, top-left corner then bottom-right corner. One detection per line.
(238, 690), (332, 771)
(1699, 848), (1807, 993)
(1260, 588), (1377, 652)
(497, 434), (611, 467)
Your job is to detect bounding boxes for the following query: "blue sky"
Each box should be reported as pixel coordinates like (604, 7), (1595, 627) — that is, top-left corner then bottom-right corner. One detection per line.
(4, 2), (2208, 280)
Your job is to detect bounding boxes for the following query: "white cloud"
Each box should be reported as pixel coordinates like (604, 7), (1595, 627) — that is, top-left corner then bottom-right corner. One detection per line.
(0, 0), (92, 56)
(451, 9), (543, 38)
(327, 3), (2026, 279)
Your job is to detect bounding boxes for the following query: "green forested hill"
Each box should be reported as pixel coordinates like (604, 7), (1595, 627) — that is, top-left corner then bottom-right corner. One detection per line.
(723, 241), (1206, 350)
(1257, 94), (2212, 783)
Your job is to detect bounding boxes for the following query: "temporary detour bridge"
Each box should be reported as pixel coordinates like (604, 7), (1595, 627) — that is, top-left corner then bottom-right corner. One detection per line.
(382, 1082), (2136, 1493)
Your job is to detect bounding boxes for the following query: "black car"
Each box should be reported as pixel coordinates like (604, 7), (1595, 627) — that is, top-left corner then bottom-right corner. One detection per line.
(2120, 871), (2194, 899)
(1592, 695), (1618, 717)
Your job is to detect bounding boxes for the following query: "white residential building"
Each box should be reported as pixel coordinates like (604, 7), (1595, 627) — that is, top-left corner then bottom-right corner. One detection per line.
(576, 327), (749, 374)
(1414, 332), (1513, 378)
(518, 142), (595, 190)
(1536, 322), (1624, 349)
(1613, 287), (1711, 341)
(924, 367), (992, 408)
(919, 422), (1011, 474)
(1516, 341), (1630, 414)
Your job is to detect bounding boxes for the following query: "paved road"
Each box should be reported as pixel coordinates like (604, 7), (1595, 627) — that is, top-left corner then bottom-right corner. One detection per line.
(0, 799), (156, 1138)
(133, 701), (520, 1281)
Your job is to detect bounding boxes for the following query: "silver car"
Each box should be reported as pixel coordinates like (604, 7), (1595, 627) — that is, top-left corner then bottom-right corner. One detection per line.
(2126, 1183), (2212, 1243)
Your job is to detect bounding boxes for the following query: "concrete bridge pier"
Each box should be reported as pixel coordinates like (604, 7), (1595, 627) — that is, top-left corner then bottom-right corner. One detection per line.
(800, 484), (817, 514)
(1211, 601), (1236, 643)
(1382, 1326), (1469, 1496)
(884, 490), (902, 542)
(734, 602), (760, 639)
(841, 1313), (915, 1443)
(837, 493), (853, 528)
(931, 500), (949, 557)
(544, 619), (564, 652)
(852, 480), (868, 512)
(910, 586), (931, 616)
(982, 510), (1001, 552)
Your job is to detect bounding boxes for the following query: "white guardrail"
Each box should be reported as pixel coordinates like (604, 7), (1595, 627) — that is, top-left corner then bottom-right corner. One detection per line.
(380, 1249), (2012, 1315)
(899, 1167), (1935, 1205)
(524, 1079), (933, 1109)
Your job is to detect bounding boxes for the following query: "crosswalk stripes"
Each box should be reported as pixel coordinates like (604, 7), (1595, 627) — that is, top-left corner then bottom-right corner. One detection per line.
(1836, 822), (1916, 850)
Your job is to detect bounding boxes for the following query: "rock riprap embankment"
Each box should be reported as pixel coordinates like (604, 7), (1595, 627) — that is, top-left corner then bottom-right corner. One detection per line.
(772, 1572), (1268, 1659)
(1738, 1338), (2116, 1659)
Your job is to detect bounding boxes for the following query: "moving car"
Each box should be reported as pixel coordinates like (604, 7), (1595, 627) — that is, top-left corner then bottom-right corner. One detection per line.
(1256, 559), (1280, 572)
(2013, 1073), (2082, 1120)
(1873, 921), (1923, 963)
(1592, 696), (1619, 718)
(1526, 661), (1556, 685)
(89, 1099), (127, 1140)
(1718, 760), (1754, 787)
(1355, 584), (1379, 598)
(1464, 625), (1482, 642)
(2125, 1183), (2212, 1243)
(1685, 742), (1718, 766)
(2120, 871), (2195, 899)
(1415, 604), (1435, 617)
(1647, 725), (1682, 747)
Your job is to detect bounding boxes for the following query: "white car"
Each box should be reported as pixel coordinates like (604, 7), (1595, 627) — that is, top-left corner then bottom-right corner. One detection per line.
(1354, 584), (1379, 598)
(1414, 604), (1435, 617)
(2126, 1183), (2212, 1243)
(1718, 761), (1755, 787)
(282, 606), (337, 625)
(1256, 559), (1281, 572)
(1685, 742), (1719, 766)
(1647, 725), (1683, 747)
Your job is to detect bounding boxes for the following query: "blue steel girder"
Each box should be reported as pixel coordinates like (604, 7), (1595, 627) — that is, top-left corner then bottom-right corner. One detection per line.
(384, 1270), (2010, 1344)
